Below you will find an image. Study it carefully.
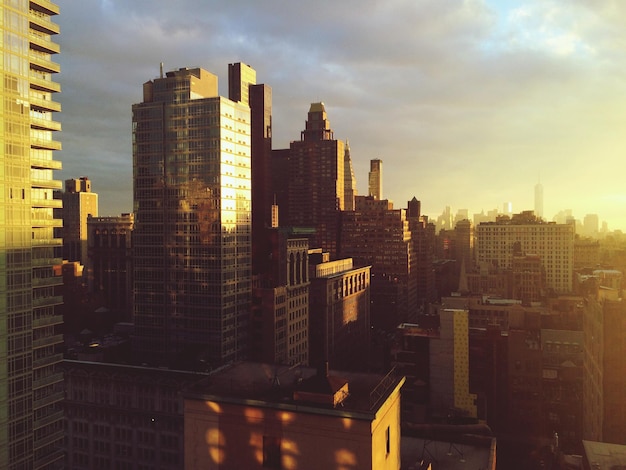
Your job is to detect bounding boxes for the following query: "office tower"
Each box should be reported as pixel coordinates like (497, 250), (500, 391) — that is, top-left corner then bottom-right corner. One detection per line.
(87, 213), (134, 323)
(286, 102), (345, 258)
(344, 140), (356, 211)
(534, 181), (544, 219)
(368, 158), (382, 200)
(132, 66), (252, 368)
(309, 256), (370, 371)
(228, 63), (274, 275)
(475, 211), (574, 293)
(583, 213), (599, 238)
(340, 196), (417, 330)
(61, 176), (98, 265)
(0, 1), (64, 468)
(407, 198), (437, 308)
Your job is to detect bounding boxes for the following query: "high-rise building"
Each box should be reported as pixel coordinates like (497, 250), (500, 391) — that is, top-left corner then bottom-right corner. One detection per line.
(534, 181), (544, 219)
(132, 66), (252, 368)
(285, 102), (345, 258)
(340, 196), (418, 330)
(368, 158), (382, 200)
(61, 176), (98, 265)
(475, 211), (574, 293)
(87, 213), (134, 323)
(0, 1), (65, 467)
(344, 140), (357, 211)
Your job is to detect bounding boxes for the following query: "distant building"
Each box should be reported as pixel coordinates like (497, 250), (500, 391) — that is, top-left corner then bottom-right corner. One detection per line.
(340, 196), (418, 330)
(475, 211), (574, 293)
(284, 102), (346, 258)
(309, 256), (370, 371)
(535, 181), (544, 219)
(87, 214), (134, 323)
(62, 176), (98, 265)
(344, 141), (357, 210)
(368, 158), (383, 200)
(184, 362), (404, 470)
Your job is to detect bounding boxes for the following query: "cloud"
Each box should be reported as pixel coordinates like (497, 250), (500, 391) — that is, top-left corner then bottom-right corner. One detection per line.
(55, 0), (626, 229)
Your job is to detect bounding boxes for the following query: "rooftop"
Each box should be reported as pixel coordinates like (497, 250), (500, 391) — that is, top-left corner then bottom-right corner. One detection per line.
(184, 361), (404, 420)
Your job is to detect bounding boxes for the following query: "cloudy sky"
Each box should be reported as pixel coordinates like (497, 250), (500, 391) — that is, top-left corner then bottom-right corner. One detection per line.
(54, 0), (626, 231)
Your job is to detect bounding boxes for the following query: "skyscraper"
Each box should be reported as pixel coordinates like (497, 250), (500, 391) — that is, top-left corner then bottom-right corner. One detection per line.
(0, 1), (65, 467)
(61, 176), (98, 265)
(535, 181), (543, 219)
(286, 102), (345, 258)
(368, 158), (383, 200)
(132, 66), (252, 368)
(344, 140), (356, 211)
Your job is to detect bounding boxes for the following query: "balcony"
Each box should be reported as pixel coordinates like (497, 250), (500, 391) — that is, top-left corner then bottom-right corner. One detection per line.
(29, 95), (61, 113)
(30, 75), (61, 93)
(34, 409), (64, 431)
(33, 371), (64, 390)
(33, 333), (63, 349)
(32, 296), (63, 310)
(31, 196), (62, 207)
(31, 115), (61, 131)
(31, 137), (61, 151)
(30, 0), (60, 16)
(32, 257), (62, 267)
(33, 352), (63, 369)
(32, 276), (62, 288)
(29, 12), (60, 36)
(33, 390), (64, 410)
(31, 158), (62, 171)
(33, 428), (64, 452)
(31, 178), (62, 190)
(29, 33), (59, 55)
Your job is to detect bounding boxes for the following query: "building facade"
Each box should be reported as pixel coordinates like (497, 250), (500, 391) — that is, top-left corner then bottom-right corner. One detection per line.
(368, 158), (382, 200)
(309, 257), (370, 371)
(132, 66), (252, 368)
(340, 196), (417, 330)
(475, 212), (574, 293)
(61, 176), (98, 265)
(285, 102), (345, 258)
(184, 362), (404, 470)
(0, 1), (65, 468)
(87, 213), (134, 323)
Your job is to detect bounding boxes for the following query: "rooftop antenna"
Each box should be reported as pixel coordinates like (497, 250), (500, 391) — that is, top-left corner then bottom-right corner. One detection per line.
(160, 62), (164, 79)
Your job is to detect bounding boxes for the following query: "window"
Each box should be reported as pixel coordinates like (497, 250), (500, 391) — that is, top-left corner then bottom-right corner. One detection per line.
(263, 436), (281, 469)
(386, 426), (390, 456)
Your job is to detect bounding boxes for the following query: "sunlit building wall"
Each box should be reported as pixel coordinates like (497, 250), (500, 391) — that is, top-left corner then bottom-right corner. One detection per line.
(475, 212), (574, 293)
(132, 67), (252, 367)
(343, 140), (356, 211)
(0, 1), (65, 467)
(184, 362), (404, 470)
(61, 176), (98, 265)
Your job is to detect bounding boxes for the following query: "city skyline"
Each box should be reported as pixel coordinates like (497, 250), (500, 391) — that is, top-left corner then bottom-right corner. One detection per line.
(55, 0), (626, 231)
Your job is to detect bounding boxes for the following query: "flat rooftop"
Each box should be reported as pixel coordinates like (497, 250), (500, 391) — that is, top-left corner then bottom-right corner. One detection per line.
(184, 361), (404, 420)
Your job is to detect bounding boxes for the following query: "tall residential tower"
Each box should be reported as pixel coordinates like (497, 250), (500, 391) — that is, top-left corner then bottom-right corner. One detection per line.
(0, 1), (65, 468)
(132, 67), (252, 368)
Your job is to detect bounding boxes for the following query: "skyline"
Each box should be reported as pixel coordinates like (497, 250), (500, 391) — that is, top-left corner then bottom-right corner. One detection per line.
(55, 0), (626, 231)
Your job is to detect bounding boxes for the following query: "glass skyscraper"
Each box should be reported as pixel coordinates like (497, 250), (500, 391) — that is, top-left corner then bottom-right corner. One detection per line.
(132, 67), (252, 368)
(0, 1), (64, 468)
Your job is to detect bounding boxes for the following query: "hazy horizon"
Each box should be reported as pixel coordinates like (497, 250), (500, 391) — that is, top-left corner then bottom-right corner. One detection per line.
(55, 0), (626, 231)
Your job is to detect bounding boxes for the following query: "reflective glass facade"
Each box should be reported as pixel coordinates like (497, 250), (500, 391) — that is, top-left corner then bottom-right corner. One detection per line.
(0, 1), (64, 468)
(132, 67), (252, 368)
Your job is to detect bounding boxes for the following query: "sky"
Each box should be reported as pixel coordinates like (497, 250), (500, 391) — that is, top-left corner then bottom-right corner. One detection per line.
(54, 0), (626, 231)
